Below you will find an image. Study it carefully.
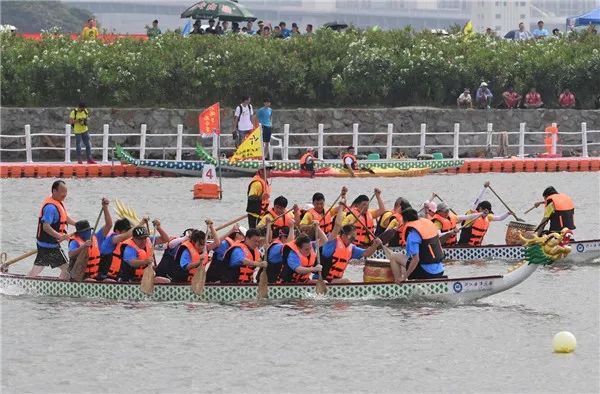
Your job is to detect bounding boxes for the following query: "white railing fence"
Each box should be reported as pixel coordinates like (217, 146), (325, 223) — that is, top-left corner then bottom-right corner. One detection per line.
(1, 122), (599, 163)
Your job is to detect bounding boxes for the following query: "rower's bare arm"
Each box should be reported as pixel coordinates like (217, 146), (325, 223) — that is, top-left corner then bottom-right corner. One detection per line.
(243, 259), (267, 268)
(68, 239), (91, 259)
(374, 188), (386, 217)
(66, 215), (77, 226)
(313, 221), (327, 246)
(129, 258), (152, 268)
(295, 264), (321, 274)
(42, 222), (68, 241)
(405, 255), (419, 278)
(153, 220), (170, 244)
(285, 219), (295, 243)
(206, 220), (220, 250)
(328, 202), (345, 240)
(101, 198), (112, 236)
(363, 238), (382, 257)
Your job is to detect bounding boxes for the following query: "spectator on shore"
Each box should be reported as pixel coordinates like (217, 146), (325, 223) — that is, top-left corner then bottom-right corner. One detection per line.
(257, 98), (273, 159)
(485, 27), (495, 36)
(246, 21), (255, 35)
(306, 24), (314, 36)
(146, 19), (161, 39)
(233, 96), (255, 147)
(475, 82), (493, 109)
(552, 28), (561, 38)
(261, 26), (271, 37)
(242, 27), (248, 34)
(558, 89), (576, 108)
(221, 21), (229, 33)
(190, 20), (203, 35)
(279, 22), (291, 38)
(82, 18), (98, 40)
(69, 102), (96, 164)
(532, 20), (548, 39)
(524, 87), (543, 108)
(456, 88), (472, 109)
(502, 86), (522, 109)
(515, 22), (533, 41)
(232, 22), (240, 33)
(215, 24), (224, 35)
(273, 25), (283, 38)
(205, 19), (217, 34)
(291, 23), (300, 35)
(256, 20), (264, 35)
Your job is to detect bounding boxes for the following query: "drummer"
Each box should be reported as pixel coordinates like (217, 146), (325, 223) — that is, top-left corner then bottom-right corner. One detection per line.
(457, 182), (512, 246)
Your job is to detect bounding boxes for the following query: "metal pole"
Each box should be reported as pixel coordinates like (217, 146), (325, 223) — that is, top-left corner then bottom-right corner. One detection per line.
(419, 123), (426, 156)
(216, 104), (223, 199)
(453, 123), (460, 159)
(65, 124), (71, 163)
(102, 124), (109, 163)
(581, 122), (588, 158)
(551, 122), (557, 155)
(283, 124), (289, 161)
(352, 123), (359, 155)
(176, 124), (183, 161)
(317, 123), (324, 160)
(140, 124), (147, 160)
(386, 123), (393, 159)
(24, 124), (32, 163)
(519, 122), (526, 158)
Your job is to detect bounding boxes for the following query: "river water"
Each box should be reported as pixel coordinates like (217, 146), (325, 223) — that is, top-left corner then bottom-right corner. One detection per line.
(1, 173), (599, 393)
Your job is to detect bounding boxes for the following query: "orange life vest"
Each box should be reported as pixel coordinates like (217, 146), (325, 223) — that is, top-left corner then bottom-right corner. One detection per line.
(117, 238), (153, 281)
(280, 241), (317, 283)
(350, 207), (374, 247)
(70, 234), (101, 279)
(307, 208), (334, 234)
(247, 175), (271, 215)
(299, 152), (314, 166)
(459, 213), (490, 246)
(175, 239), (209, 282)
(36, 196), (68, 245)
(432, 212), (458, 246)
(224, 241), (261, 283)
(544, 193), (575, 232)
(326, 237), (353, 281)
(267, 208), (292, 229)
(403, 218), (445, 263)
(342, 153), (358, 170)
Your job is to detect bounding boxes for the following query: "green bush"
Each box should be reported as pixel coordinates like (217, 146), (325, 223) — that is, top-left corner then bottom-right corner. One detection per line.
(1, 28), (599, 108)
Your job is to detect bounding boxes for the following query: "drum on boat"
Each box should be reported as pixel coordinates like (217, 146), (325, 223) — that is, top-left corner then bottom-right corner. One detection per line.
(363, 259), (393, 283)
(505, 221), (536, 245)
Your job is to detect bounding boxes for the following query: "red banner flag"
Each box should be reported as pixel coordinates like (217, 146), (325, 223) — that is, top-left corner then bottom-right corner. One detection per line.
(198, 103), (220, 135)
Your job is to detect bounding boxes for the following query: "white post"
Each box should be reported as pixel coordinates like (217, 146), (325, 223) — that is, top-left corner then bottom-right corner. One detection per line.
(551, 122), (557, 155)
(102, 124), (109, 163)
(317, 123), (324, 160)
(519, 122), (526, 158)
(419, 123), (426, 155)
(65, 124), (72, 163)
(352, 123), (359, 155)
(453, 123), (460, 159)
(212, 133), (219, 159)
(486, 122), (493, 146)
(176, 124), (183, 161)
(24, 124), (32, 163)
(283, 124), (290, 161)
(581, 122), (588, 158)
(140, 124), (147, 160)
(386, 123), (393, 159)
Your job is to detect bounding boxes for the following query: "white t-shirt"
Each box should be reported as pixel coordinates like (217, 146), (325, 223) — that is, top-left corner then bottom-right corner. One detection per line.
(344, 157), (354, 167)
(235, 104), (254, 131)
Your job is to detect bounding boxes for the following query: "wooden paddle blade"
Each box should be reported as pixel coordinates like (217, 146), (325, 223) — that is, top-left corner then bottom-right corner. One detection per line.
(69, 248), (89, 282)
(191, 266), (206, 295)
(257, 268), (268, 299)
(316, 278), (328, 295)
(140, 264), (155, 295)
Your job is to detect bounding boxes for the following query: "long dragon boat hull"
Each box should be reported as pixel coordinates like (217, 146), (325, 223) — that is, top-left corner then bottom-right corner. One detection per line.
(369, 239), (600, 262)
(0, 262), (537, 303)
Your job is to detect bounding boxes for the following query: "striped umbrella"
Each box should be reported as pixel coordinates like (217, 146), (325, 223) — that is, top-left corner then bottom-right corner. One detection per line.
(181, 0), (257, 22)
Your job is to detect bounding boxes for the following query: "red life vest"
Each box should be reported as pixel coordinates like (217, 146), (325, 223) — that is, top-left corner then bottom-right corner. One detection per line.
(37, 196), (68, 245)
(544, 193), (575, 232)
(459, 213), (490, 246)
(224, 242), (261, 283)
(280, 241), (317, 283)
(403, 218), (445, 263)
(350, 207), (374, 247)
(432, 212), (458, 246)
(299, 152), (314, 166)
(70, 234), (101, 279)
(326, 237), (353, 281)
(342, 153), (358, 170)
(176, 239), (209, 282)
(307, 208), (334, 234)
(117, 238), (153, 281)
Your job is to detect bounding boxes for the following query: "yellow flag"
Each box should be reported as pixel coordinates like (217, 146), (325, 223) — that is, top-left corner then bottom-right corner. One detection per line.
(230, 126), (263, 162)
(463, 20), (473, 36)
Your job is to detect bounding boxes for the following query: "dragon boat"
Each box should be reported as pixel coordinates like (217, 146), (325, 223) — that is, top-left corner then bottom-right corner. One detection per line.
(0, 231), (571, 303)
(114, 145), (463, 178)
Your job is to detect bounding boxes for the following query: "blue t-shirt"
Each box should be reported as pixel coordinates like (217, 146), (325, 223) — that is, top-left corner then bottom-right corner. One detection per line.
(214, 239), (231, 261)
(322, 239), (365, 260)
(179, 249), (192, 269)
(280, 28), (291, 38)
(122, 236), (157, 266)
(285, 243), (317, 271)
(267, 243), (284, 264)
(405, 230), (444, 274)
(229, 247), (246, 267)
(37, 204), (60, 248)
(532, 28), (548, 38)
(100, 233), (118, 255)
(256, 107), (272, 127)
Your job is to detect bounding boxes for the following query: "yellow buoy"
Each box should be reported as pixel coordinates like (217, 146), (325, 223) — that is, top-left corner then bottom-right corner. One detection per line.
(553, 331), (577, 353)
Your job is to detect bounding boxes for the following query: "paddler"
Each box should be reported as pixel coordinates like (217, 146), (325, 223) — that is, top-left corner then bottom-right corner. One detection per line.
(534, 186), (575, 236)
(246, 162), (273, 229)
(221, 228), (267, 283)
(342, 146), (358, 177)
(28, 180), (77, 279)
(299, 187), (348, 235)
(97, 218), (134, 281)
(342, 188), (386, 247)
(388, 208), (445, 282)
(457, 182), (512, 246)
(419, 200), (437, 220)
(117, 219), (170, 282)
(264, 217), (293, 283)
(376, 197), (411, 236)
(257, 196), (299, 232)
(299, 147), (322, 177)
(67, 197), (112, 280)
(320, 203), (382, 283)
(278, 221), (327, 283)
(381, 198), (413, 247)
(432, 202), (482, 247)
(206, 224), (246, 283)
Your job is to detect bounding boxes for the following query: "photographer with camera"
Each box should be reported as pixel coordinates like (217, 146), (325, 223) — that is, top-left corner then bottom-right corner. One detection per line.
(69, 102), (96, 164)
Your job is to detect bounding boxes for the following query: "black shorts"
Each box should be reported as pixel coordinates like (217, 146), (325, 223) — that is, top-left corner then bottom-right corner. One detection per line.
(261, 126), (272, 142)
(408, 264), (444, 280)
(34, 246), (68, 269)
(301, 162), (315, 172)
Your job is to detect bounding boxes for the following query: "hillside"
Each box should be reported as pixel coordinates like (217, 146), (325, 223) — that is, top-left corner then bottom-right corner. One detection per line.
(0, 1), (95, 33)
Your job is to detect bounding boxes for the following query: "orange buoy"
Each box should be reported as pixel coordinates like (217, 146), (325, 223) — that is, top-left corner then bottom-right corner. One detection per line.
(193, 183), (221, 199)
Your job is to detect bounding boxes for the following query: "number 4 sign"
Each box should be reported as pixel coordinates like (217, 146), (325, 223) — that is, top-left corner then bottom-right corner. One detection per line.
(201, 164), (218, 185)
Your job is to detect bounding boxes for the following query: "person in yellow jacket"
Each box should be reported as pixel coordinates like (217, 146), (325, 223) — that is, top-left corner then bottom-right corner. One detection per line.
(246, 163), (273, 228)
(82, 19), (98, 40)
(69, 102), (96, 164)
